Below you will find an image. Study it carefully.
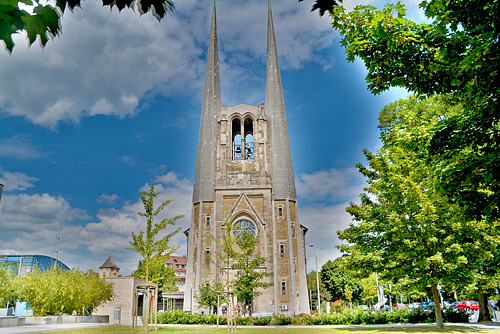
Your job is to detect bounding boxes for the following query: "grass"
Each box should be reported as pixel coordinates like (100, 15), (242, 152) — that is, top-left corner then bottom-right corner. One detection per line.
(41, 324), (499, 334)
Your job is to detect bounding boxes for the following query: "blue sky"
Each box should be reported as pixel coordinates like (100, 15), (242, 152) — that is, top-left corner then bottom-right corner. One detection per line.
(0, 0), (418, 275)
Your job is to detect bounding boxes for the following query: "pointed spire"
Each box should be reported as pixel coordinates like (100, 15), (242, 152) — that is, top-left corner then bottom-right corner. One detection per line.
(99, 256), (119, 269)
(193, 3), (221, 204)
(266, 2), (297, 201)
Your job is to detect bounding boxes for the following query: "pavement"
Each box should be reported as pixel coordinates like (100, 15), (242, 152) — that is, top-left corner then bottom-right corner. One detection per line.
(0, 323), (114, 333)
(3, 322), (500, 334)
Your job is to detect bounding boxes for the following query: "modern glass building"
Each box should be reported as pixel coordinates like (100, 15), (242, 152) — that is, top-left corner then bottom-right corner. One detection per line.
(0, 255), (70, 275)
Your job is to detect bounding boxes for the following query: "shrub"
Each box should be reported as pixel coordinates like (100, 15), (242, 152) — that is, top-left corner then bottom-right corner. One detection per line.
(12, 268), (113, 316)
(272, 314), (292, 325)
(252, 316), (272, 326)
(156, 306), (467, 326)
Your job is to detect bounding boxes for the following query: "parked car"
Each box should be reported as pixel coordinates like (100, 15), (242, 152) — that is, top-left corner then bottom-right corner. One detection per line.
(358, 305), (369, 311)
(455, 300), (479, 310)
(408, 302), (422, 309)
(393, 303), (408, 310)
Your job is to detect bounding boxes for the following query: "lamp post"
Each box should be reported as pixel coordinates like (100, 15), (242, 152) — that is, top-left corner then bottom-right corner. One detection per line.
(309, 243), (320, 313)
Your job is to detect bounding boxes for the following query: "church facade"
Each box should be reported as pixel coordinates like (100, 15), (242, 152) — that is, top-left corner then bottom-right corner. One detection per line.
(183, 3), (310, 316)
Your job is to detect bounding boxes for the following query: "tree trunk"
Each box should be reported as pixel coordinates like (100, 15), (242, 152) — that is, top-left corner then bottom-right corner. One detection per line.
(432, 285), (444, 329)
(478, 292), (492, 322)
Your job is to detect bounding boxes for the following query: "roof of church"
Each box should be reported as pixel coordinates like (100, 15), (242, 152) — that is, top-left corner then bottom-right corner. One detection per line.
(99, 256), (119, 269)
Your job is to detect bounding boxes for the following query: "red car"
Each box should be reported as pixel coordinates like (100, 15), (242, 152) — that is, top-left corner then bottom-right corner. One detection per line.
(456, 300), (479, 310)
(393, 303), (408, 310)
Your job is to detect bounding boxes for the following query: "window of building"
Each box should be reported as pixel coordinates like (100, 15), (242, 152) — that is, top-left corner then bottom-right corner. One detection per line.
(278, 207), (283, 217)
(232, 117), (255, 161)
(206, 216), (210, 228)
(232, 118), (242, 161)
(281, 280), (286, 295)
(205, 249), (211, 264)
(244, 133), (254, 160)
(233, 219), (256, 238)
(291, 222), (295, 238)
(279, 243), (285, 257)
(244, 118), (254, 160)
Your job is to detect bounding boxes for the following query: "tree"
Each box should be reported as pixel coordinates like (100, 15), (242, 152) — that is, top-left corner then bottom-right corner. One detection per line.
(12, 267), (113, 316)
(2, 0), (175, 53)
(232, 229), (272, 316)
(194, 280), (226, 314)
(302, 0), (500, 223)
(339, 96), (499, 329)
(126, 183), (183, 284)
(306, 270), (331, 312)
(320, 259), (363, 305)
(209, 216), (239, 291)
(132, 256), (178, 294)
(0, 265), (16, 308)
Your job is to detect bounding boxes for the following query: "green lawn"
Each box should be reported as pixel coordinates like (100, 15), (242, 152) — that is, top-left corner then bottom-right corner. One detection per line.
(42, 325), (498, 334)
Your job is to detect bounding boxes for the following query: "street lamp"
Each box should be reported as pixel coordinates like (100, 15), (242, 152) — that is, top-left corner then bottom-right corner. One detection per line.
(309, 243), (320, 313)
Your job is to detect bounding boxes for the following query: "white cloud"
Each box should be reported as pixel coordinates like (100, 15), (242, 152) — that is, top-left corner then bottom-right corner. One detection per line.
(97, 193), (120, 203)
(0, 134), (42, 160)
(0, 169), (39, 191)
(0, 193), (89, 231)
(301, 202), (356, 272)
(296, 166), (367, 271)
(0, 171), (192, 272)
(119, 155), (134, 165)
(0, 0), (337, 129)
(296, 167), (365, 203)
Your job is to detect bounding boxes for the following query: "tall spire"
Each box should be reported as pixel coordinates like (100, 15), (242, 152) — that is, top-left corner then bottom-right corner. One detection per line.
(193, 3), (221, 204)
(266, 2), (297, 201)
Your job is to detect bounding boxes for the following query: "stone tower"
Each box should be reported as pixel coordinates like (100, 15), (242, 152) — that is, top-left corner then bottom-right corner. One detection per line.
(183, 3), (310, 315)
(99, 256), (120, 278)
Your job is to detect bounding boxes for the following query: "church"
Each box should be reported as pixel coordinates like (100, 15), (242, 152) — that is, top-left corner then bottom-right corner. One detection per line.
(183, 3), (310, 316)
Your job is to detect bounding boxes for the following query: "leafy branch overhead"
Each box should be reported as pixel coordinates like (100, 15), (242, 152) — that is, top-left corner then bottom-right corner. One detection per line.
(1, 0), (175, 53)
(300, 0), (500, 222)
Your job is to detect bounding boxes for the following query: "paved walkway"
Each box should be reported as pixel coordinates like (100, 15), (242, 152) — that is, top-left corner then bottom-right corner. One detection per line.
(0, 323), (114, 334)
(3, 321), (500, 333)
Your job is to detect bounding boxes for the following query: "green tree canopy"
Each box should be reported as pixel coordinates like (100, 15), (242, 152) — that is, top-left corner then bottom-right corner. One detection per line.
(132, 256), (178, 294)
(320, 259), (363, 304)
(126, 183), (183, 284)
(1, 0), (175, 53)
(0, 265), (16, 308)
(12, 267), (113, 316)
(307, 270), (331, 311)
(194, 280), (226, 314)
(232, 229), (272, 316)
(302, 0), (500, 223)
(339, 96), (500, 328)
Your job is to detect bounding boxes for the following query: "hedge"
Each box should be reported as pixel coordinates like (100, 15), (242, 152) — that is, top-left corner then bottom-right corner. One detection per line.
(156, 308), (469, 326)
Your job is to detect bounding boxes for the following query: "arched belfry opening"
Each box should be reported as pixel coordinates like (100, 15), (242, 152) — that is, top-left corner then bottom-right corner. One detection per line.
(232, 118), (242, 161)
(244, 118), (254, 160)
(232, 116), (254, 161)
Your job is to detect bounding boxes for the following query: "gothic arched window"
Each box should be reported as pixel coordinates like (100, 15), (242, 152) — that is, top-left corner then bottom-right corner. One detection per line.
(233, 219), (256, 238)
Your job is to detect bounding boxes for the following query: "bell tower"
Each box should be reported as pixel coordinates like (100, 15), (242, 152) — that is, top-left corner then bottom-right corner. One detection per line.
(183, 3), (310, 315)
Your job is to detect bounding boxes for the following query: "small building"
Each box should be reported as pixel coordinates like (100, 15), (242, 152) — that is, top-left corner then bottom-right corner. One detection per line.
(165, 255), (187, 293)
(99, 256), (120, 278)
(161, 255), (187, 310)
(93, 257), (157, 325)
